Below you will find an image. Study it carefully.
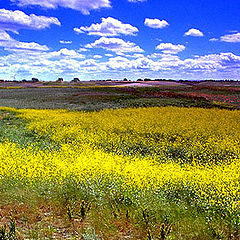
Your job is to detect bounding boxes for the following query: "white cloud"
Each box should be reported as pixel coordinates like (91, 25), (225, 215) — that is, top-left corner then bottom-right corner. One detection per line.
(228, 30), (238, 33)
(104, 54), (183, 72)
(60, 40), (72, 44)
(209, 38), (218, 42)
(148, 53), (164, 59)
(1, 50), (240, 80)
(5, 41), (49, 51)
(156, 43), (185, 54)
(105, 56), (132, 70)
(184, 28), (204, 37)
(144, 18), (169, 29)
(105, 52), (240, 73)
(74, 17), (138, 36)
(128, 53), (145, 58)
(78, 59), (97, 67)
(183, 52), (240, 71)
(105, 53), (113, 57)
(220, 32), (240, 43)
(211, 33), (240, 43)
(50, 48), (85, 59)
(73, 27), (84, 34)
(93, 54), (102, 59)
(0, 30), (12, 41)
(184, 55), (222, 70)
(85, 37), (144, 54)
(105, 56), (152, 71)
(78, 47), (88, 52)
(11, 0), (111, 15)
(0, 30), (49, 51)
(0, 9), (60, 33)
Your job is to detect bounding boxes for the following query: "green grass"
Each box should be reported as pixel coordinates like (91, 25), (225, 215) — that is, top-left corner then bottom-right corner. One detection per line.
(0, 110), (59, 151)
(0, 173), (237, 240)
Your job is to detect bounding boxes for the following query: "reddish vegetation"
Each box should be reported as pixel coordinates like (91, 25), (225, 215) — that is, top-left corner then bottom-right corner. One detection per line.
(0, 202), (79, 239)
(194, 85), (240, 93)
(141, 88), (240, 107)
(185, 92), (240, 104)
(143, 91), (206, 101)
(0, 202), (147, 239)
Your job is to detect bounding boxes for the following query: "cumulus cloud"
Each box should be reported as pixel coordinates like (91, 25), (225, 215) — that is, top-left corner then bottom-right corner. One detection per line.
(128, 53), (145, 58)
(60, 40), (72, 44)
(220, 32), (240, 42)
(183, 52), (240, 71)
(0, 30), (49, 51)
(156, 43), (185, 54)
(0, 30), (12, 41)
(184, 28), (204, 37)
(144, 18), (169, 29)
(4, 41), (49, 52)
(104, 54), (183, 72)
(74, 17), (138, 36)
(106, 56), (131, 70)
(0, 9), (60, 33)
(209, 38), (218, 42)
(105, 56), (155, 71)
(78, 47), (88, 52)
(11, 0), (111, 15)
(210, 32), (240, 43)
(50, 48), (85, 59)
(105, 53), (113, 57)
(85, 37), (144, 54)
(1, 49), (240, 80)
(73, 28), (84, 34)
(93, 55), (102, 59)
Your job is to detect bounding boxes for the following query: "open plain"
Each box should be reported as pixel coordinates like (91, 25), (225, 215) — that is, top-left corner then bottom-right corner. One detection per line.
(0, 80), (239, 240)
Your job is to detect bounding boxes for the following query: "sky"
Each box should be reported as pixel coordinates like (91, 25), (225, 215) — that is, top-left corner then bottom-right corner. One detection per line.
(0, 0), (240, 81)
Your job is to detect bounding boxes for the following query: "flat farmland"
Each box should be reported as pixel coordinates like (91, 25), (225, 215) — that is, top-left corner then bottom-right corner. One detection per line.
(0, 81), (239, 111)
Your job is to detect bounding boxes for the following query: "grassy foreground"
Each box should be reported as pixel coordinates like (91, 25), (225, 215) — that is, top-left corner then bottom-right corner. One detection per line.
(0, 106), (239, 240)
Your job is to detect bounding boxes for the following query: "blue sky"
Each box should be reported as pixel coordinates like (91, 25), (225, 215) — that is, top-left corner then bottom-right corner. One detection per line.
(0, 0), (240, 81)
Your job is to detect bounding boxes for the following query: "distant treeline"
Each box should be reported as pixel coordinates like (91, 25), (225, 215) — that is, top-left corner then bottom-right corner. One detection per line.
(0, 78), (239, 83)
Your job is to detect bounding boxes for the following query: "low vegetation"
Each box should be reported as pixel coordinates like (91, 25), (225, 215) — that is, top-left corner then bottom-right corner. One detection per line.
(0, 104), (239, 239)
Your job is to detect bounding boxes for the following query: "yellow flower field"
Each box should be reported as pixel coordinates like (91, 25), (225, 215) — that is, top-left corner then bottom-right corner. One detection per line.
(0, 106), (239, 215)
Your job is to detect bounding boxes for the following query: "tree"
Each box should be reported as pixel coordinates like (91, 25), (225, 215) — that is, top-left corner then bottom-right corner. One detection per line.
(31, 78), (39, 82)
(56, 78), (63, 83)
(71, 78), (80, 83)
